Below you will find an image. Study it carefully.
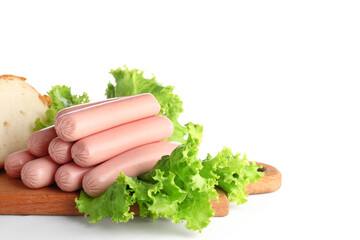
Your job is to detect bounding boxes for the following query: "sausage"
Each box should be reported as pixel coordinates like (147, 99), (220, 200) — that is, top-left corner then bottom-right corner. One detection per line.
(55, 162), (92, 192)
(21, 156), (59, 189)
(72, 115), (174, 167)
(27, 98), (124, 157)
(27, 126), (58, 157)
(54, 97), (124, 122)
(48, 137), (73, 164)
(55, 93), (160, 142)
(82, 141), (181, 197)
(4, 150), (37, 178)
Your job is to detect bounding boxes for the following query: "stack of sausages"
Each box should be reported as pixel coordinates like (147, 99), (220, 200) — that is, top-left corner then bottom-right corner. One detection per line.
(4, 94), (180, 197)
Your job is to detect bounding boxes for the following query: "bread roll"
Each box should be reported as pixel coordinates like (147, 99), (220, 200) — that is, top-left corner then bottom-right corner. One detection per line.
(0, 75), (50, 168)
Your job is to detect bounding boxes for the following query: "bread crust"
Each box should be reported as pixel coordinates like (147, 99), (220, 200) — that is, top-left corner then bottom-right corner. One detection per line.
(0, 75), (27, 81)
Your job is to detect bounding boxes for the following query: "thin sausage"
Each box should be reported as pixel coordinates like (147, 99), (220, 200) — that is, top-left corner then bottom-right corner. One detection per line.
(28, 98), (124, 157)
(48, 137), (73, 164)
(55, 162), (92, 192)
(55, 93), (161, 142)
(21, 156), (59, 189)
(82, 141), (180, 197)
(27, 126), (57, 157)
(4, 150), (37, 178)
(72, 115), (174, 167)
(54, 97), (124, 122)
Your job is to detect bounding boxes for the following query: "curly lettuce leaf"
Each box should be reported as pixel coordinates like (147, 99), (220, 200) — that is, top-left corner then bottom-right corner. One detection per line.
(105, 66), (186, 143)
(201, 148), (264, 205)
(75, 172), (137, 223)
(75, 122), (263, 232)
(139, 123), (218, 231)
(34, 85), (89, 131)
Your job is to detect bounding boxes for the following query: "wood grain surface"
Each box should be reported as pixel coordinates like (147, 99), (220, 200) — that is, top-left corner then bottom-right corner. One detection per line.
(0, 162), (280, 217)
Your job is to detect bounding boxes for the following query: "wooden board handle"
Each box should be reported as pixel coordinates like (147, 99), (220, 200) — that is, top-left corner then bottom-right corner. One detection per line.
(246, 162), (282, 195)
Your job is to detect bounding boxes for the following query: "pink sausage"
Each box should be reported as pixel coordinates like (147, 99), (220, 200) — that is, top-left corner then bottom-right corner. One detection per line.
(55, 93), (161, 142)
(72, 115), (174, 167)
(27, 126), (58, 157)
(55, 162), (92, 192)
(83, 141), (181, 197)
(54, 97), (124, 122)
(4, 150), (37, 178)
(21, 156), (59, 189)
(48, 137), (74, 164)
(27, 98), (124, 157)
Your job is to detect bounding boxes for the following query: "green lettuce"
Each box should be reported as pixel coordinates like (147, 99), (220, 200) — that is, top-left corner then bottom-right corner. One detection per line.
(105, 66), (186, 143)
(33, 85), (90, 131)
(75, 123), (264, 232)
(201, 148), (263, 205)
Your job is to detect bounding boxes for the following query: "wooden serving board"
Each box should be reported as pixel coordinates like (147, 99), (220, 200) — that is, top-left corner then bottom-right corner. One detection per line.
(0, 162), (281, 217)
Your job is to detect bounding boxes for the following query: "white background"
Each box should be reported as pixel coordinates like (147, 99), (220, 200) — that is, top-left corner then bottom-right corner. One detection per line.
(1, 0), (359, 239)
